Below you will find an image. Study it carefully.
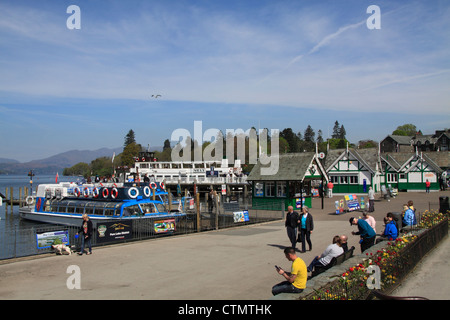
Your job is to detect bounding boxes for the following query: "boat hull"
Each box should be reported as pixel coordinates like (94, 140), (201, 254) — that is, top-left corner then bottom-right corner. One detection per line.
(19, 207), (180, 227)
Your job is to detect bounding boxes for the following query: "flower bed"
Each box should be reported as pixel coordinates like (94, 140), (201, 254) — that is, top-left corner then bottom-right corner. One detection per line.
(307, 217), (448, 300)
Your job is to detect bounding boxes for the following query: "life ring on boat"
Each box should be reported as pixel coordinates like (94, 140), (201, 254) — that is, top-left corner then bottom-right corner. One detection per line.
(128, 187), (139, 199)
(143, 186), (151, 197)
(26, 196), (34, 206)
(111, 187), (119, 199)
(83, 187), (90, 198)
(92, 187), (100, 198)
(74, 187), (81, 197)
(159, 182), (165, 190)
(150, 182), (157, 189)
(102, 188), (109, 198)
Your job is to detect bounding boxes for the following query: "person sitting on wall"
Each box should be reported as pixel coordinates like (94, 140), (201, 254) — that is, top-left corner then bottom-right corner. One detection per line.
(272, 247), (308, 295)
(376, 213), (398, 243)
(402, 200), (417, 229)
(306, 236), (344, 273)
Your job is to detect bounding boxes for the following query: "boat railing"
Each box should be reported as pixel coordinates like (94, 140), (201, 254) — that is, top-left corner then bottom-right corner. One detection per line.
(161, 175), (248, 185)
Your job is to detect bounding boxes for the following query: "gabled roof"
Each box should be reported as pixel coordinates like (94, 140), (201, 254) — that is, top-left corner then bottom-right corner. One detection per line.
(247, 152), (327, 182)
(324, 148), (380, 174)
(382, 152), (445, 174)
(382, 135), (413, 145)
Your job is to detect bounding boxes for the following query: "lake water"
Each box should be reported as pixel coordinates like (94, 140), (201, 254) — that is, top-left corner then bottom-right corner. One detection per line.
(0, 174), (80, 259)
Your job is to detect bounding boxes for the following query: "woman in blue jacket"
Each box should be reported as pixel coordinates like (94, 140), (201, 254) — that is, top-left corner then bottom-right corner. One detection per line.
(379, 213), (398, 241)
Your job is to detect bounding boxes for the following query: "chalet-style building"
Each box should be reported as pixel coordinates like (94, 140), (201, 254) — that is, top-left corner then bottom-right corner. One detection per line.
(323, 148), (382, 193)
(247, 152), (328, 210)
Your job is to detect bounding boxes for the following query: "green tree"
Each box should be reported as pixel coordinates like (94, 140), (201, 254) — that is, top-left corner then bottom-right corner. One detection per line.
(90, 157), (113, 177)
(121, 142), (141, 167)
(163, 139), (171, 151)
(392, 124), (418, 136)
(332, 121), (341, 139)
(124, 129), (136, 148)
(63, 162), (90, 177)
(339, 125), (346, 140)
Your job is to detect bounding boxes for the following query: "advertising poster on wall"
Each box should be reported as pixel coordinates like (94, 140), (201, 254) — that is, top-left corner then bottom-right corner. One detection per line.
(97, 221), (132, 243)
(345, 194), (361, 212)
(233, 210), (249, 223)
(296, 198), (305, 209)
(36, 230), (69, 249)
(154, 218), (176, 233)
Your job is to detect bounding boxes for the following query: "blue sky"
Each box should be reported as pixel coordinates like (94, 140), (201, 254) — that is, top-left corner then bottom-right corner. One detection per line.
(0, 0), (449, 162)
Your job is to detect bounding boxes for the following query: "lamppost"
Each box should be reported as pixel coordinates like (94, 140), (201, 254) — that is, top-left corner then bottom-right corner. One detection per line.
(28, 170), (35, 195)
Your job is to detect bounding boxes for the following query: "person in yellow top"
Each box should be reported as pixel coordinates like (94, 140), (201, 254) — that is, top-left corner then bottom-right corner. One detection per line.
(272, 247), (308, 295)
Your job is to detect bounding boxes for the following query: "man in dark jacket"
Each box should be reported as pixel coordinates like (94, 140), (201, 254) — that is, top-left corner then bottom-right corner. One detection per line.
(285, 206), (300, 249)
(77, 214), (93, 255)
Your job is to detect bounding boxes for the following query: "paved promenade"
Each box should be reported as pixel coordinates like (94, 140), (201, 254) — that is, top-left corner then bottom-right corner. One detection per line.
(0, 190), (448, 300)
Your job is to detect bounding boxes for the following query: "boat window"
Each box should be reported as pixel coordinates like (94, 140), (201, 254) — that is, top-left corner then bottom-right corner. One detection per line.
(155, 202), (167, 213)
(122, 204), (142, 216)
(67, 201), (77, 214)
(75, 203), (85, 214)
(140, 203), (157, 214)
(85, 202), (96, 215)
(104, 202), (121, 216)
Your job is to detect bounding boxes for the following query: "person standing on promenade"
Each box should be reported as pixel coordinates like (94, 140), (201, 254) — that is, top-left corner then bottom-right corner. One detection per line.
(350, 217), (376, 253)
(76, 214), (93, 255)
(272, 247), (308, 295)
(298, 206), (313, 253)
(368, 186), (375, 212)
(327, 180), (334, 198)
(285, 206), (299, 249)
(425, 179), (431, 193)
(362, 212), (376, 233)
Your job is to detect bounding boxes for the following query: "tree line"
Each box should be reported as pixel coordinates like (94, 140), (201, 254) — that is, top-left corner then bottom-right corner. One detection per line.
(63, 122), (418, 177)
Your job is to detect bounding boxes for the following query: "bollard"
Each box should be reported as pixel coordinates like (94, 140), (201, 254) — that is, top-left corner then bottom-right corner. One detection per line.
(196, 192), (200, 232)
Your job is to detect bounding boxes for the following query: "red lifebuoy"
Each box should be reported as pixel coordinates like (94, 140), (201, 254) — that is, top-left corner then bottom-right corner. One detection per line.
(111, 187), (119, 199)
(92, 187), (100, 198)
(159, 182), (165, 190)
(74, 187), (81, 197)
(83, 187), (90, 198)
(150, 182), (157, 189)
(102, 188), (109, 198)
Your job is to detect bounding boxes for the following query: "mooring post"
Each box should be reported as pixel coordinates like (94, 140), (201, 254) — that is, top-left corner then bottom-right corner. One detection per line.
(196, 192), (200, 232)
(215, 193), (219, 230)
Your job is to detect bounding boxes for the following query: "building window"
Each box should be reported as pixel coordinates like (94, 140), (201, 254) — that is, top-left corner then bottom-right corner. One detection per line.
(277, 182), (286, 197)
(340, 176), (348, 184)
(387, 173), (397, 183)
(265, 182), (276, 197)
(349, 176), (359, 184)
(255, 183), (264, 197)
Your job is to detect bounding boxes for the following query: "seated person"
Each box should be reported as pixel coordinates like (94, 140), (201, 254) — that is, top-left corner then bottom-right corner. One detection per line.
(376, 213), (398, 243)
(272, 247), (308, 295)
(307, 236), (344, 272)
(402, 201), (417, 227)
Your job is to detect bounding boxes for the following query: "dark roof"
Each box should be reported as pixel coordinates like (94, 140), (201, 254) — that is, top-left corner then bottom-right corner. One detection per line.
(382, 135), (413, 145)
(247, 152), (325, 181)
(324, 148), (380, 174)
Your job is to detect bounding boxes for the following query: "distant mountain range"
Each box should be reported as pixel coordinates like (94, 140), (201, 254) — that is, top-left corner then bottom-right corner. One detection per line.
(0, 147), (165, 175)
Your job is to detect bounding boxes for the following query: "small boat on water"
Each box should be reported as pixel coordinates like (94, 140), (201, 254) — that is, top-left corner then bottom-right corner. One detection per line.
(19, 181), (186, 227)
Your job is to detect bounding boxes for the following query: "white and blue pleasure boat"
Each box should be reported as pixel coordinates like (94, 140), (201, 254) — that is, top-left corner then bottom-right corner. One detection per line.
(19, 181), (185, 227)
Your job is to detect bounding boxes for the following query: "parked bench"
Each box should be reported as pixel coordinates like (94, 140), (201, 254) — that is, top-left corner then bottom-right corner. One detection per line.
(310, 246), (355, 278)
